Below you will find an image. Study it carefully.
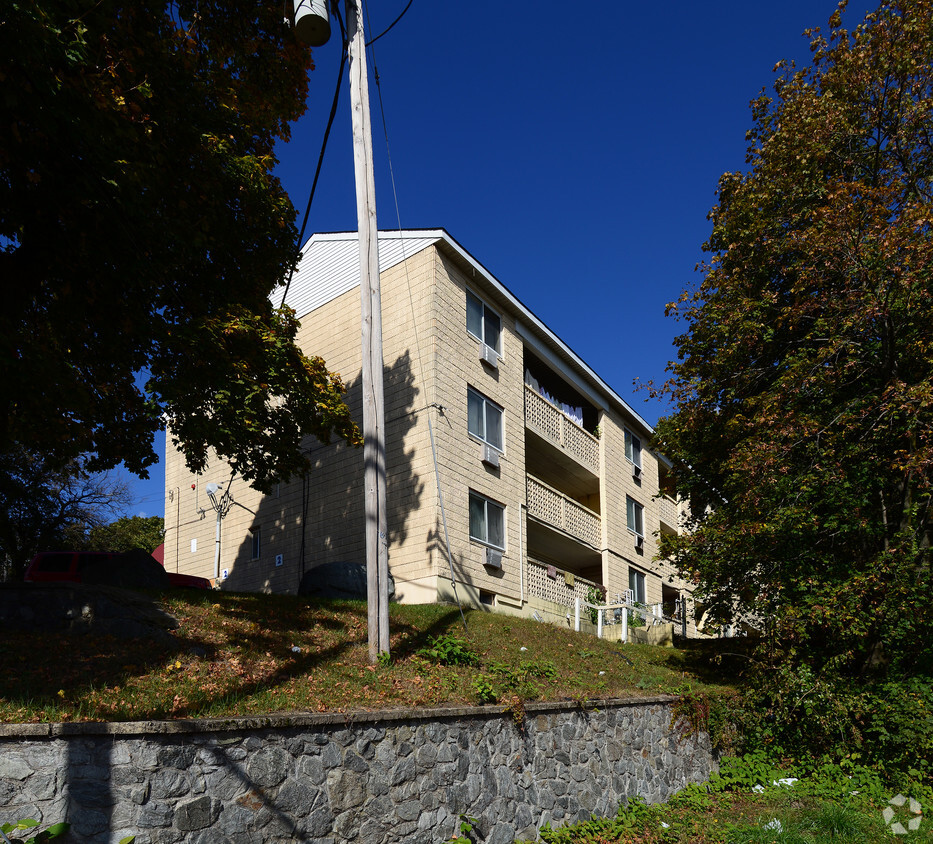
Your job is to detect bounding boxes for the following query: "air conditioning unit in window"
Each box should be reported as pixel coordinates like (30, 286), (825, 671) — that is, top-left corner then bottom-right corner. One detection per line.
(634, 534), (644, 550)
(484, 547), (503, 569)
(631, 463), (642, 480)
(480, 344), (499, 368)
(481, 443), (500, 468)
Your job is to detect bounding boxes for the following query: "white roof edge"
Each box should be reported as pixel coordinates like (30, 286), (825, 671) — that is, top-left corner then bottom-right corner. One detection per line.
(432, 230), (656, 436)
(300, 228), (448, 251)
(300, 229), (655, 436)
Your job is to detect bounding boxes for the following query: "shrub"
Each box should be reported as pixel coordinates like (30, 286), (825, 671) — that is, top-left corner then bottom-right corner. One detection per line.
(416, 634), (479, 667)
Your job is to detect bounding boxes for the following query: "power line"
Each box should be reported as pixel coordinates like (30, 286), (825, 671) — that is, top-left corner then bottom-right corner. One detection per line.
(366, 0), (413, 46)
(280, 4), (349, 309)
(362, 1), (467, 634)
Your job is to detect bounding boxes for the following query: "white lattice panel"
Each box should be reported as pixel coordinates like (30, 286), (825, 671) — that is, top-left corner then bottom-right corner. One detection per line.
(524, 387), (562, 441)
(524, 386), (600, 474)
(565, 499), (601, 546)
(563, 421), (600, 473)
(526, 558), (600, 605)
(658, 495), (680, 530)
(527, 475), (563, 525)
(527, 476), (601, 548)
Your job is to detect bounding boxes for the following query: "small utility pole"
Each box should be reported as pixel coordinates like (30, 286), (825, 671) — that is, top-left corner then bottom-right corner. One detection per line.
(346, 0), (389, 663)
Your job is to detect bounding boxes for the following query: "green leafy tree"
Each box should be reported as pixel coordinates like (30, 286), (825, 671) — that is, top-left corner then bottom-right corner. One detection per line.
(76, 515), (165, 554)
(655, 0), (933, 678)
(0, 448), (131, 581)
(1, 0), (360, 490)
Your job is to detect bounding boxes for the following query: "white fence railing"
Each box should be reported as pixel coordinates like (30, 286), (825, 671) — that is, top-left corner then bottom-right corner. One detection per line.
(574, 594), (688, 640)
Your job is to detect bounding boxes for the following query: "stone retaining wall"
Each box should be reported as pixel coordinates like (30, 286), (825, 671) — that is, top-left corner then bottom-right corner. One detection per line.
(0, 697), (716, 844)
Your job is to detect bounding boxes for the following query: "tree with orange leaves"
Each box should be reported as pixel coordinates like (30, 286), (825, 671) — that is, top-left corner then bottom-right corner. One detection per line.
(656, 0), (933, 683)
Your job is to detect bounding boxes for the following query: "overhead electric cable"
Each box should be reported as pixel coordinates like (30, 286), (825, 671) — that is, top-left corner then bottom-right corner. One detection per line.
(362, 0), (467, 633)
(365, 0), (413, 46)
(280, 6), (349, 309)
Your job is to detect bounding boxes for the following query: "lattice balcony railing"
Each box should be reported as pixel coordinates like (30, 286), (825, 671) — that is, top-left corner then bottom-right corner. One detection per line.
(658, 495), (680, 530)
(524, 385), (600, 474)
(526, 557), (602, 606)
(526, 474), (601, 547)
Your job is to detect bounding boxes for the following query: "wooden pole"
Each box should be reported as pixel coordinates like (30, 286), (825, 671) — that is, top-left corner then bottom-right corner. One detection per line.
(346, 0), (389, 662)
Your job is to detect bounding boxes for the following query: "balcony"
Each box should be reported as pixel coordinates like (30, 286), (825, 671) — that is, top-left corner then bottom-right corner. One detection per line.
(658, 495), (680, 532)
(526, 474), (601, 549)
(526, 557), (602, 606)
(524, 385), (600, 477)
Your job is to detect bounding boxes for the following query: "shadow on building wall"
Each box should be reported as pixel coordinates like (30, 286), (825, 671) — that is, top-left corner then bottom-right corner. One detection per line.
(222, 350), (424, 595)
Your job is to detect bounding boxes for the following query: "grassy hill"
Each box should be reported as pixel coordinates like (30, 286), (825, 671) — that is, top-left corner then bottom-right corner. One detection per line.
(1, 590), (741, 723)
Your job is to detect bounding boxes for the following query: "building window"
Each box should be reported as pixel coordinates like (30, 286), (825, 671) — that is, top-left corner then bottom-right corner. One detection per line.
(626, 496), (644, 537)
(468, 387), (503, 451)
(624, 429), (642, 470)
(466, 290), (502, 354)
(469, 491), (505, 550)
(629, 568), (646, 604)
(249, 526), (261, 560)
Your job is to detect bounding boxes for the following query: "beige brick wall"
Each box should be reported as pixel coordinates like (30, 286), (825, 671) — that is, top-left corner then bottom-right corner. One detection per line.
(163, 246), (442, 596)
(600, 410), (660, 605)
(163, 439), (310, 593)
(594, 407), (696, 630)
(427, 250), (527, 605)
(162, 237), (699, 632)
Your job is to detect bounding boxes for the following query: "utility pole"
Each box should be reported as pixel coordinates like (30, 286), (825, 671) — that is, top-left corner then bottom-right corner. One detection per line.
(345, 0), (389, 663)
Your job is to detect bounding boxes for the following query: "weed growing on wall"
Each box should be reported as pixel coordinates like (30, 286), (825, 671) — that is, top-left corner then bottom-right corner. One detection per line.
(584, 585), (606, 625)
(670, 689), (743, 754)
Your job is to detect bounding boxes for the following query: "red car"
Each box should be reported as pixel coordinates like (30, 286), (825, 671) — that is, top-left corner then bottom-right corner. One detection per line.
(24, 551), (211, 590)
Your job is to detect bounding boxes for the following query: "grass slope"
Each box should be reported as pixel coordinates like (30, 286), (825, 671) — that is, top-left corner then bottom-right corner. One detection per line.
(1, 591), (738, 723)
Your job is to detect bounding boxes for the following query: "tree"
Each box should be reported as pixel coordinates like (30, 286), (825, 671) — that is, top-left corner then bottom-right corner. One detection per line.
(1, 0), (361, 490)
(0, 448), (132, 582)
(77, 515), (165, 554)
(654, 0), (933, 678)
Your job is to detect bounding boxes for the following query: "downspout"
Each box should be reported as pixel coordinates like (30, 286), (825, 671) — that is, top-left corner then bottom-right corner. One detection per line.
(520, 503), (526, 605)
(173, 487), (180, 573)
(213, 509), (222, 583)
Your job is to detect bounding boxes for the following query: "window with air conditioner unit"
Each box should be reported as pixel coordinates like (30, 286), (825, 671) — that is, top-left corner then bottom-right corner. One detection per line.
(466, 290), (502, 364)
(481, 444), (500, 468)
(469, 490), (505, 551)
(483, 547), (503, 569)
(626, 495), (644, 544)
(625, 429), (642, 478)
(468, 387), (503, 460)
(480, 344), (499, 368)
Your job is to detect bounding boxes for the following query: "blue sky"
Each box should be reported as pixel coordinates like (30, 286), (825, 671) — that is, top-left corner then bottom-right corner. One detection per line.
(122, 0), (876, 519)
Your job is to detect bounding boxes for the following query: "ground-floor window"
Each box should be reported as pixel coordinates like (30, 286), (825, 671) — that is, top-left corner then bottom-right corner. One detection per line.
(628, 567), (646, 604)
(469, 491), (505, 550)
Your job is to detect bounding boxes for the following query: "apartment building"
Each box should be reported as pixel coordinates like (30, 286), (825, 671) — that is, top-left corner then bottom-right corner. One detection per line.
(163, 229), (695, 633)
